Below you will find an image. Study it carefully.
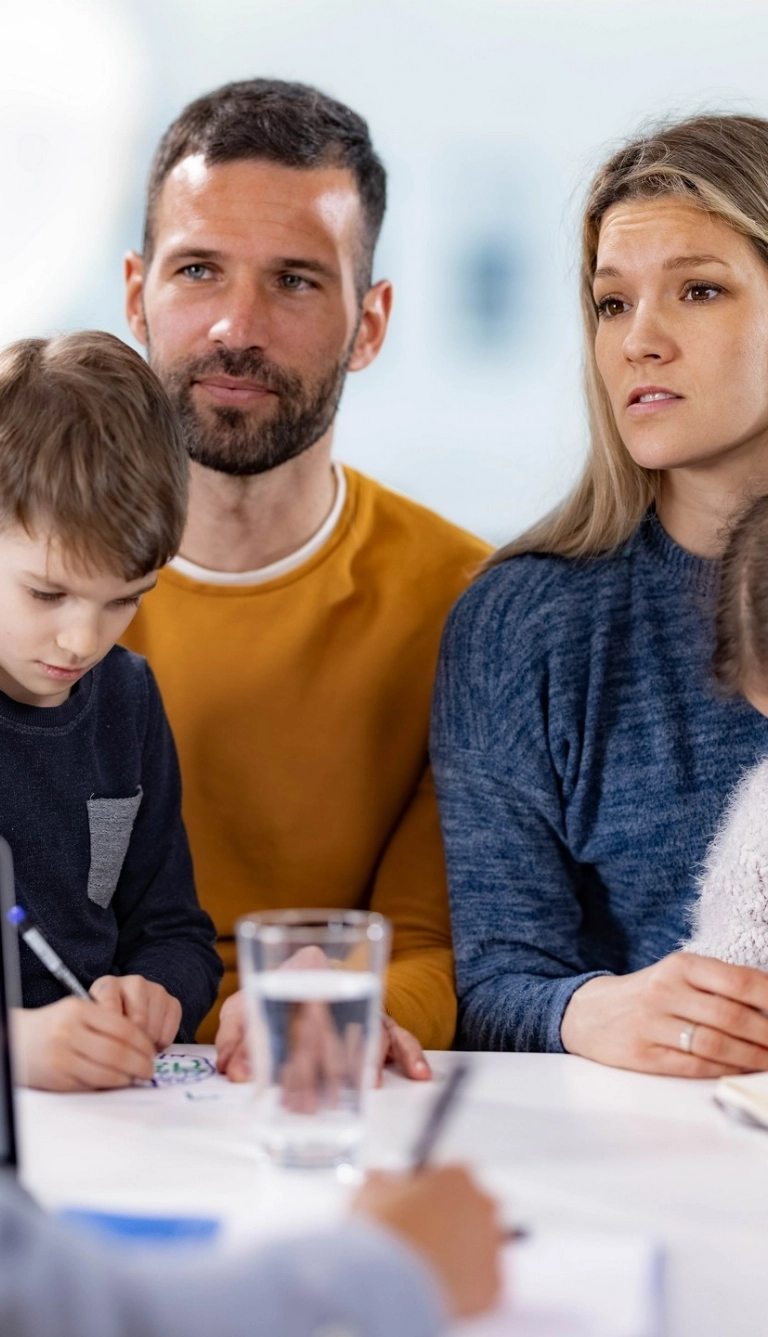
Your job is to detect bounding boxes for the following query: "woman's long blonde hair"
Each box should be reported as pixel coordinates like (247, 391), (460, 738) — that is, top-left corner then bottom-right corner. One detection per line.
(491, 114), (768, 566)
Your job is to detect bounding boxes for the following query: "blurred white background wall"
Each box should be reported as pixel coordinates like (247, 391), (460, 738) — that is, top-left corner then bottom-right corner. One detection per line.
(3, 0), (768, 542)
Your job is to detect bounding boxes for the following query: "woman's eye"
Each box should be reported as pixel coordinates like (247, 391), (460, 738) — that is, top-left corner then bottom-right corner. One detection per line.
(113, 596), (142, 609)
(595, 296), (629, 319)
(29, 590), (63, 603)
(683, 282), (722, 302)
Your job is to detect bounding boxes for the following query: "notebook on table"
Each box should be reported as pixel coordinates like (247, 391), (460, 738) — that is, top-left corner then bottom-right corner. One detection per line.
(716, 1069), (768, 1129)
(0, 834), (220, 1242)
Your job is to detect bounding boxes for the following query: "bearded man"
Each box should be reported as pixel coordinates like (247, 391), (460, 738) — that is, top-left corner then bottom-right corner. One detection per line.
(122, 79), (489, 1074)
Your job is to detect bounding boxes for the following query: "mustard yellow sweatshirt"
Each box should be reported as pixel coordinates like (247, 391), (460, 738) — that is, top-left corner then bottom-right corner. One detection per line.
(123, 468), (490, 1046)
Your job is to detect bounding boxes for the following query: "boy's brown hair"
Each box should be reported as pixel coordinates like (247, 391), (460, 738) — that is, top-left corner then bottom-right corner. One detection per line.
(714, 494), (768, 695)
(0, 331), (187, 580)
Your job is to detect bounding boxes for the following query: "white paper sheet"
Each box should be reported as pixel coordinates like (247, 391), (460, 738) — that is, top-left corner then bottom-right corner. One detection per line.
(452, 1233), (663, 1337)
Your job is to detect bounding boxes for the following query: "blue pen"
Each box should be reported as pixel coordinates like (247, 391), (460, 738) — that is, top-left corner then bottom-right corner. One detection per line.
(6, 905), (91, 1001)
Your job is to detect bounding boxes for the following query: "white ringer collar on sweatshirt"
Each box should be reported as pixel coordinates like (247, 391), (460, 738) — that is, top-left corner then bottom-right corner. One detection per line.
(169, 462), (347, 586)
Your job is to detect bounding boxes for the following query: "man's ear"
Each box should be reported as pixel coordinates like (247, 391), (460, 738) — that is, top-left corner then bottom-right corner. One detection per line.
(348, 279), (394, 373)
(125, 251), (148, 347)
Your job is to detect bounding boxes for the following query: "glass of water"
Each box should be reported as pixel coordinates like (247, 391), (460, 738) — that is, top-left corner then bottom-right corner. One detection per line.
(236, 909), (391, 1171)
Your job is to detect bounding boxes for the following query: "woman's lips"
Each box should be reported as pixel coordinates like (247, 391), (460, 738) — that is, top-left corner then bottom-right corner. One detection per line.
(626, 387), (683, 417)
(194, 377), (276, 406)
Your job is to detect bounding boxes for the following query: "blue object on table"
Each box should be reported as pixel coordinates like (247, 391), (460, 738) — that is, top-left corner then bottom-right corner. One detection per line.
(59, 1208), (220, 1245)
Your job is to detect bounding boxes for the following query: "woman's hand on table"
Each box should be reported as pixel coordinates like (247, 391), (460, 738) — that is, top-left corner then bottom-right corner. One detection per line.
(10, 1000), (155, 1091)
(353, 1165), (501, 1318)
(215, 987), (432, 1083)
(561, 951), (768, 1076)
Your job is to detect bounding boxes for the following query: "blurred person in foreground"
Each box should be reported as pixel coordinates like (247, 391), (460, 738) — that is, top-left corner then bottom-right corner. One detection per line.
(0, 1165), (501, 1334)
(122, 78), (490, 1073)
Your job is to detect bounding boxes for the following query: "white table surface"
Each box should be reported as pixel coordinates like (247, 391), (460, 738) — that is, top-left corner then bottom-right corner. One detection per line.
(16, 1047), (768, 1337)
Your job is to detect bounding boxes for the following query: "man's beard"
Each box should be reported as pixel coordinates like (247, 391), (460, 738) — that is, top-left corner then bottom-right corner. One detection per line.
(150, 340), (356, 478)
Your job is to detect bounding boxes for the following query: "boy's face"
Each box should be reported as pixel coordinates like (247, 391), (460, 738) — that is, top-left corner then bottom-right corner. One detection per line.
(0, 523), (157, 708)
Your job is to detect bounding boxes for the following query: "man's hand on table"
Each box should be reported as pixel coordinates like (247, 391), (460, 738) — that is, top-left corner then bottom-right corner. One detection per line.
(379, 1009), (431, 1081)
(562, 951), (768, 1077)
(215, 987), (433, 1083)
(353, 1165), (502, 1318)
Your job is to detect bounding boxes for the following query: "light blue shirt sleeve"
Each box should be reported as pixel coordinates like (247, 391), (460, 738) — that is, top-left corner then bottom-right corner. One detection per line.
(0, 1178), (446, 1337)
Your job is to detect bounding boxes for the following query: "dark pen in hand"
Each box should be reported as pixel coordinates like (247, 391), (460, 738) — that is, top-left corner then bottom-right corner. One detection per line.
(410, 1058), (472, 1170)
(409, 1057), (528, 1241)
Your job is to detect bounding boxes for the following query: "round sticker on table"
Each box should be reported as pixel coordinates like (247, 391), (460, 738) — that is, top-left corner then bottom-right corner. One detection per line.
(153, 1052), (216, 1086)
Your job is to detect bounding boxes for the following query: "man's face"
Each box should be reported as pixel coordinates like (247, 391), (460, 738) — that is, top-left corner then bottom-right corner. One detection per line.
(126, 157), (389, 476)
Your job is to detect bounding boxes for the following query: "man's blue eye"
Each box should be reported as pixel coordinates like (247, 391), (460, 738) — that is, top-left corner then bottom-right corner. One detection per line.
(182, 265), (209, 280)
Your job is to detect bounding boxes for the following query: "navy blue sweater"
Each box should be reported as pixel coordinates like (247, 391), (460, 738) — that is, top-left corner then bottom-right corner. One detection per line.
(431, 513), (768, 1052)
(0, 646), (221, 1040)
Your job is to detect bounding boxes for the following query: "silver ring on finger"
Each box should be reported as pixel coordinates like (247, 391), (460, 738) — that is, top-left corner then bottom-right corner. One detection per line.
(679, 1022), (697, 1054)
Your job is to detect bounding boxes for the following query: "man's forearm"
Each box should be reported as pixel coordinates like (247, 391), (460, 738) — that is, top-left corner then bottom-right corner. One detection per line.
(386, 951), (457, 1050)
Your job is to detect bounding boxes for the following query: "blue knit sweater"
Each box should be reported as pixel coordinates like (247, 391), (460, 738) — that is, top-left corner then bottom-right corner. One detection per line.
(431, 512), (768, 1052)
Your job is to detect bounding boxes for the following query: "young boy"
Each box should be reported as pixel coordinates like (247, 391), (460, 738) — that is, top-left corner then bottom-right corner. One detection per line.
(684, 492), (768, 966)
(0, 331), (222, 1091)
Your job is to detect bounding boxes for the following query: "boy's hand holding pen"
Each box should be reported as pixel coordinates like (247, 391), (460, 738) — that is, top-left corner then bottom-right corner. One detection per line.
(89, 975), (181, 1051)
(6, 905), (174, 1092)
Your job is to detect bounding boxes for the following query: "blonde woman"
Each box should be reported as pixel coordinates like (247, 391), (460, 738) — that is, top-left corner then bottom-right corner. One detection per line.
(432, 114), (768, 1078)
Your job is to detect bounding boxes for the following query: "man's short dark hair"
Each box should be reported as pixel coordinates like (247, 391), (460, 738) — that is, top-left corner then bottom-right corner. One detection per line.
(143, 78), (387, 300)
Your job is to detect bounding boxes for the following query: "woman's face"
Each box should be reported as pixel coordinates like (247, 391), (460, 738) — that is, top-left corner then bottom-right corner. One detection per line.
(593, 197), (768, 474)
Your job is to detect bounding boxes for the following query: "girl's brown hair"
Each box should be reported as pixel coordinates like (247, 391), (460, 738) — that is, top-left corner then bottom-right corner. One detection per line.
(491, 113), (768, 566)
(0, 331), (188, 579)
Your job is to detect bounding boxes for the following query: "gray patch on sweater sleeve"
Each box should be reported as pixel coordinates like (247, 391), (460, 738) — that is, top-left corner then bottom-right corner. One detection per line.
(87, 787), (143, 909)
